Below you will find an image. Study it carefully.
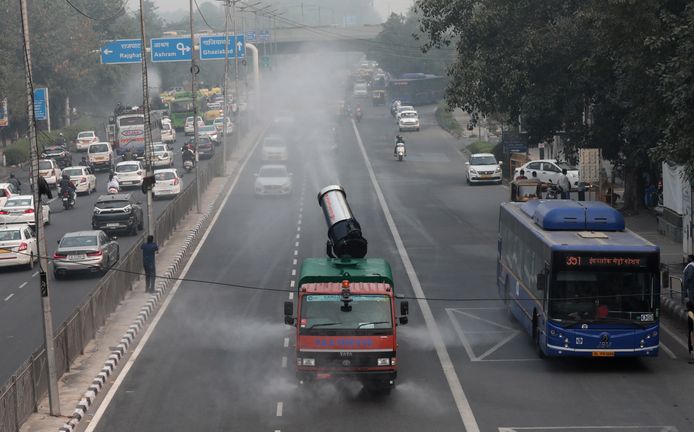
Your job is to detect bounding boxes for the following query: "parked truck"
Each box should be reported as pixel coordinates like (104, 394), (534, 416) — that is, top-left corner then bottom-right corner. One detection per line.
(283, 185), (409, 394)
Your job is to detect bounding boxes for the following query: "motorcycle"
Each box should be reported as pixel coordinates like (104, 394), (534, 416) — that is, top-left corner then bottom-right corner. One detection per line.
(545, 183), (561, 199)
(394, 142), (406, 161)
(61, 189), (75, 209)
(107, 184), (119, 194)
(183, 159), (194, 173)
(354, 109), (363, 123)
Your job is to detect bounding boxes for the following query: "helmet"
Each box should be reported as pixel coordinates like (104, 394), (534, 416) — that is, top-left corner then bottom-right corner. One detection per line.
(59, 133), (64, 137)
(62, 173), (69, 180)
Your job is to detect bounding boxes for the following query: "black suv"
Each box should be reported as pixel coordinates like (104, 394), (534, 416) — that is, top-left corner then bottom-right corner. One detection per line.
(41, 145), (72, 168)
(92, 194), (144, 235)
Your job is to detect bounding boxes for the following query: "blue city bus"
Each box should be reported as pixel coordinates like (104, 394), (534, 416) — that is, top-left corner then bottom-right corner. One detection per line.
(497, 200), (660, 358)
(387, 73), (445, 106)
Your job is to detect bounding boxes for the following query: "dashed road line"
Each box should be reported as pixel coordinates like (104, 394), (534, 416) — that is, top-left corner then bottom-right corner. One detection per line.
(284, 337), (289, 348)
(4, 293), (15, 302)
(292, 259), (297, 265)
(276, 402), (283, 417)
(290, 280), (295, 288)
(660, 342), (677, 359)
(291, 269), (296, 276)
(288, 292), (294, 300)
(281, 356), (287, 368)
(32, 271), (38, 277)
(19, 282), (27, 289)
(296, 233), (300, 239)
(294, 241), (299, 247)
(294, 250), (298, 256)
(296, 226), (301, 232)
(661, 322), (688, 351)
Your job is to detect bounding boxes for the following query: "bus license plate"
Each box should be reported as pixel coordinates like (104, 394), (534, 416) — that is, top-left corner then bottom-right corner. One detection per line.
(592, 351), (614, 357)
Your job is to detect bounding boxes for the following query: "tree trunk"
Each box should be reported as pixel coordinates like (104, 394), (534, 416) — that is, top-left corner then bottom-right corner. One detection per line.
(621, 165), (644, 213)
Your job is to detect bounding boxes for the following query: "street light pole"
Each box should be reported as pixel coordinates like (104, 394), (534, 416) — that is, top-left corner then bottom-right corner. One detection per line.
(222, 0), (231, 171)
(190, 0), (201, 213)
(19, 0), (60, 416)
(232, 1), (242, 149)
(138, 0), (155, 238)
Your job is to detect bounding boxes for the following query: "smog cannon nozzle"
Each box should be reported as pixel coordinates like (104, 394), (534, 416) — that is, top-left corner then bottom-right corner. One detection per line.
(317, 185), (368, 259)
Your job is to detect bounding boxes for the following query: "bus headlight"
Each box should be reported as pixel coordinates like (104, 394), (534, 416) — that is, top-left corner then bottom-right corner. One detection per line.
(377, 358), (390, 366)
(302, 358), (315, 367)
(640, 339), (645, 348)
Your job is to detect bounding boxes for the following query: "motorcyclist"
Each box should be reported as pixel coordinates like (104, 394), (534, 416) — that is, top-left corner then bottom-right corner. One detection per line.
(354, 105), (363, 121)
(55, 132), (67, 147)
(58, 173), (76, 204)
(182, 144), (196, 166)
(394, 135), (406, 156)
(8, 173), (21, 192)
(107, 173), (120, 193)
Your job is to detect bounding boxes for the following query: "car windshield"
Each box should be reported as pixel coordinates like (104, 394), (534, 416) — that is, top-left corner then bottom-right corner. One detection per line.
(63, 168), (84, 177)
(299, 294), (393, 335)
(96, 200), (129, 209)
(116, 164), (140, 173)
(173, 101), (194, 112)
(401, 111), (418, 118)
(155, 171), (176, 181)
(399, 106), (414, 112)
(153, 145), (167, 152)
(549, 270), (656, 324)
(470, 156), (498, 165)
(39, 161), (53, 170)
(118, 116), (143, 126)
(259, 167), (288, 177)
(556, 161), (576, 170)
(78, 132), (94, 138)
(60, 235), (98, 248)
(200, 126), (216, 133)
(196, 137), (212, 146)
(43, 147), (63, 154)
(162, 123), (171, 131)
(89, 144), (109, 153)
(263, 139), (285, 148)
(5, 198), (32, 207)
(0, 230), (21, 241)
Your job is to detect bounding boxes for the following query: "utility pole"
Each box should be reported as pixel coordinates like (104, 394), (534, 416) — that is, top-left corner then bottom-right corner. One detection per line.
(190, 0), (202, 213)
(19, 0), (60, 416)
(138, 0), (155, 237)
(232, 1), (242, 151)
(222, 0), (231, 171)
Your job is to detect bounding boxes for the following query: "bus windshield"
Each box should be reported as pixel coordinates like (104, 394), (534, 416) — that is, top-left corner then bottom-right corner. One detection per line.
(118, 116), (144, 127)
(172, 100), (194, 113)
(549, 270), (656, 325)
(299, 294), (392, 335)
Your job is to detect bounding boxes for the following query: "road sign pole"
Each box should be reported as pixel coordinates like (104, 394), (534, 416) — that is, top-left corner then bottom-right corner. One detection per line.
(190, 0), (201, 214)
(19, 0), (61, 416)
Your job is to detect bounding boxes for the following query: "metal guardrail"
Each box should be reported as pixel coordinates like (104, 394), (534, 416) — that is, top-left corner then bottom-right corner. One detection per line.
(0, 146), (225, 432)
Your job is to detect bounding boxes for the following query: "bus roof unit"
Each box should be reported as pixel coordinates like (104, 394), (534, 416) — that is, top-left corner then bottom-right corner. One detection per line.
(520, 200), (625, 231)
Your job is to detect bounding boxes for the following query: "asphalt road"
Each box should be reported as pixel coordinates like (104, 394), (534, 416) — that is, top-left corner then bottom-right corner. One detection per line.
(0, 134), (219, 383)
(87, 102), (694, 432)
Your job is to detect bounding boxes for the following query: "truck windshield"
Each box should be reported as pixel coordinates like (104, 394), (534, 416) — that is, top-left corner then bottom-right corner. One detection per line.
(549, 271), (656, 325)
(300, 294), (392, 335)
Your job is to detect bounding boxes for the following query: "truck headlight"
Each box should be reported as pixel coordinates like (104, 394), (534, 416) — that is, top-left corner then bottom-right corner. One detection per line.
(377, 358), (390, 366)
(302, 358), (315, 366)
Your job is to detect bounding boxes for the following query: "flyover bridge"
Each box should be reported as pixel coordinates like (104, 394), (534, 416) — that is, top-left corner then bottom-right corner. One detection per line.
(254, 24), (383, 53)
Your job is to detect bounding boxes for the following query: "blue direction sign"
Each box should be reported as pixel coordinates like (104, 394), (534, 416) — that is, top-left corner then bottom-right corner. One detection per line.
(100, 39), (142, 64)
(151, 37), (193, 62)
(259, 30), (271, 41)
(33, 88), (48, 121)
(199, 34), (245, 60)
(246, 31), (256, 42)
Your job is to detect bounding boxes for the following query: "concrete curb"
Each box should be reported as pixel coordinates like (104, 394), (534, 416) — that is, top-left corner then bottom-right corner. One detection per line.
(56, 128), (263, 432)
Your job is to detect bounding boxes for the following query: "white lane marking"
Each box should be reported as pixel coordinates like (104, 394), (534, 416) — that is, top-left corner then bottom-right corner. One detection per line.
(298, 218), (302, 225)
(294, 250), (298, 256)
(4, 293), (15, 302)
(85, 122), (263, 432)
(19, 282), (27, 289)
(284, 337), (289, 348)
(32, 271), (38, 277)
(296, 226), (301, 232)
(660, 322), (688, 350)
(276, 402), (283, 417)
(352, 119), (481, 432)
(296, 233), (300, 239)
(498, 427), (675, 431)
(291, 269), (296, 276)
(659, 342), (677, 359)
(292, 259), (297, 265)
(295, 241), (299, 247)
(290, 280), (295, 288)
(288, 292), (294, 300)
(281, 356), (287, 368)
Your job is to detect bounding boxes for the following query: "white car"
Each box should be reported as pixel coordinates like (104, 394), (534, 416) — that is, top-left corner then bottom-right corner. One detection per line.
(61, 166), (97, 194)
(398, 111), (420, 131)
(0, 224), (38, 269)
(114, 161), (145, 188)
(396, 105), (415, 123)
(198, 125), (219, 144)
(75, 131), (99, 151)
(152, 143), (174, 167)
(152, 169), (182, 199)
(0, 195), (50, 227)
(213, 117), (233, 134)
(261, 136), (288, 162)
(184, 116), (204, 135)
(513, 159), (580, 190)
(88, 142), (114, 172)
(254, 164), (293, 196)
(38, 159), (62, 187)
(466, 153), (503, 184)
(0, 183), (18, 208)
(161, 120), (176, 144)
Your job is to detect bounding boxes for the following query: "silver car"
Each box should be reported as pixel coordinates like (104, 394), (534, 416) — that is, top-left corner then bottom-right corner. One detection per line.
(53, 230), (119, 278)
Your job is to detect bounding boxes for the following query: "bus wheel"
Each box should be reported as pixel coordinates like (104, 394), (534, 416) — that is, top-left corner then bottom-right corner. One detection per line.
(532, 311), (545, 359)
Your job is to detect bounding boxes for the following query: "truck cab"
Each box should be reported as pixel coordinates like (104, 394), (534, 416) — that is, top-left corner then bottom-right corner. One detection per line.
(284, 257), (408, 393)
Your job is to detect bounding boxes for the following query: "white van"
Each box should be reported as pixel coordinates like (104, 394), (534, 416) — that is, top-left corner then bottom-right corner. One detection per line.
(88, 142), (114, 172)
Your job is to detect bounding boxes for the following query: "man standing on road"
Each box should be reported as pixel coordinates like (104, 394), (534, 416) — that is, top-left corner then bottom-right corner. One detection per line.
(684, 255), (694, 301)
(141, 235), (159, 293)
(558, 169), (571, 199)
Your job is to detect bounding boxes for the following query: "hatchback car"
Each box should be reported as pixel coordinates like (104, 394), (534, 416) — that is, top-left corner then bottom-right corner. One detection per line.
(254, 164), (293, 196)
(513, 159), (580, 190)
(0, 183), (18, 208)
(213, 117), (233, 134)
(40, 145), (72, 168)
(61, 166), (97, 194)
(38, 159), (62, 187)
(0, 224), (37, 269)
(161, 120), (176, 144)
(53, 230), (119, 278)
(88, 142), (115, 172)
(398, 111), (420, 132)
(198, 125), (220, 144)
(194, 137), (215, 159)
(152, 169), (182, 199)
(395, 105), (415, 123)
(114, 161), (145, 188)
(75, 131), (99, 151)
(152, 143), (174, 167)
(92, 194), (143, 235)
(261, 136), (288, 162)
(184, 116), (204, 135)
(466, 153), (503, 184)
(0, 195), (50, 226)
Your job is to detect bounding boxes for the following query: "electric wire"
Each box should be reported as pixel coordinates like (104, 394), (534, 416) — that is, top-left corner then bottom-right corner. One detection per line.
(194, 0), (223, 32)
(63, 0), (127, 22)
